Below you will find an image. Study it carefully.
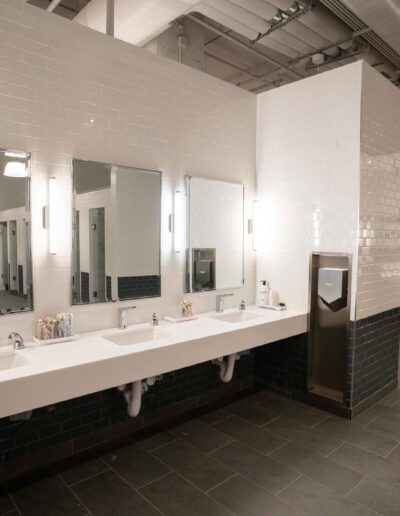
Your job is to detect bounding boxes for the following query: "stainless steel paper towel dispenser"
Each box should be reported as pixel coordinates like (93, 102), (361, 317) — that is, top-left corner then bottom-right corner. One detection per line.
(318, 268), (348, 312)
(308, 253), (352, 406)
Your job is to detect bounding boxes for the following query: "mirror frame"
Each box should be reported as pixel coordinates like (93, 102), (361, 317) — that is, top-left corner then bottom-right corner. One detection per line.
(71, 158), (162, 306)
(184, 175), (245, 293)
(0, 148), (34, 316)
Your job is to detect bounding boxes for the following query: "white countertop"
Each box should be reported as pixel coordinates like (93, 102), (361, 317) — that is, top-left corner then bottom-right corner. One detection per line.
(0, 306), (307, 417)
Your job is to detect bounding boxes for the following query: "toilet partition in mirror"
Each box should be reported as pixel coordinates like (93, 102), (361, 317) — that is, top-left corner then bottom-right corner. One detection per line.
(0, 150), (33, 314)
(185, 176), (244, 293)
(72, 160), (161, 304)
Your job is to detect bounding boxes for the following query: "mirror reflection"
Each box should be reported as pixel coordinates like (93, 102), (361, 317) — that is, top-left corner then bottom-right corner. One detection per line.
(72, 160), (161, 304)
(185, 176), (244, 293)
(0, 150), (33, 314)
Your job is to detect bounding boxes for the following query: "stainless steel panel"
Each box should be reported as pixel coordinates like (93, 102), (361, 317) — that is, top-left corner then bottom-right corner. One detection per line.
(308, 253), (351, 404)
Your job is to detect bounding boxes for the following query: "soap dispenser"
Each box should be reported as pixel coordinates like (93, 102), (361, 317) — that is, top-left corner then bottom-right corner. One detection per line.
(258, 280), (270, 306)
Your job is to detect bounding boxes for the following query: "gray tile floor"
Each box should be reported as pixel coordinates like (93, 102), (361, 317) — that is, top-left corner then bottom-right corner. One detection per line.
(2, 388), (400, 515)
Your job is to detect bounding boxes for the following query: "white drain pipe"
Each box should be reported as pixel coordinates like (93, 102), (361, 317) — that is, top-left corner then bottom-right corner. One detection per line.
(212, 353), (238, 383)
(118, 376), (159, 417)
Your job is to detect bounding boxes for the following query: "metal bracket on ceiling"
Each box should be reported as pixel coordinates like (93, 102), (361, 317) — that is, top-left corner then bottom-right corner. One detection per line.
(251, 1), (316, 45)
(305, 42), (369, 70)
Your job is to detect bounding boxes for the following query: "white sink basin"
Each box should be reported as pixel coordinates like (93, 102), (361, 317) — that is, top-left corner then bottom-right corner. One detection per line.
(0, 353), (29, 371)
(104, 327), (169, 346)
(211, 312), (263, 323)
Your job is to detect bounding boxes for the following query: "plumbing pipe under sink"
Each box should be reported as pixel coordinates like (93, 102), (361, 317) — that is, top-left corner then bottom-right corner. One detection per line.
(212, 353), (239, 383)
(118, 376), (160, 417)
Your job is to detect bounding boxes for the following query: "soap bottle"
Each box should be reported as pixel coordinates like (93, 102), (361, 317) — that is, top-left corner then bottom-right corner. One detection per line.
(258, 280), (270, 306)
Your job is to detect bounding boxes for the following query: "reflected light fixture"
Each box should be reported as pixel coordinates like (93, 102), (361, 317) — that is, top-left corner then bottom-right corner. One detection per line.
(173, 190), (185, 253)
(4, 161), (27, 178)
(250, 200), (260, 251)
(3, 151), (29, 178)
(49, 177), (58, 255)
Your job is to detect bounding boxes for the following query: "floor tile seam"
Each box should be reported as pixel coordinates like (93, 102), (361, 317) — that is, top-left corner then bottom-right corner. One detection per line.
(136, 436), (179, 454)
(106, 464), (164, 515)
(57, 472), (93, 516)
(143, 451), (236, 494)
(66, 467), (111, 488)
(210, 438), (306, 492)
(329, 439), (400, 461)
(0, 482), (18, 516)
(261, 418), (347, 455)
(231, 472), (310, 515)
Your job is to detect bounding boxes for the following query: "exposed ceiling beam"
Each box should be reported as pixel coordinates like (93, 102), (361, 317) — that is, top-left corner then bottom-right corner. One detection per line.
(47, 0), (63, 12)
(186, 14), (305, 81)
(106, 0), (114, 37)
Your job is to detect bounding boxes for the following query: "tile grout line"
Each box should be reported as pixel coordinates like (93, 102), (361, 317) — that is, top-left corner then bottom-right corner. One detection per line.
(325, 441), (346, 458)
(204, 472), (237, 494)
(205, 438), (235, 456)
(343, 474), (367, 497)
(274, 473), (303, 496)
(136, 436), (179, 454)
(136, 471), (171, 491)
(148, 442), (237, 492)
(385, 442), (400, 460)
(57, 472), (93, 516)
(360, 415), (378, 430)
(66, 467), (111, 488)
(3, 492), (21, 516)
(106, 464), (164, 515)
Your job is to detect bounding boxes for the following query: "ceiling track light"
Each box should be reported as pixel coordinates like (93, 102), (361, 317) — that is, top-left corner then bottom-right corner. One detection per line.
(252, 1), (315, 44)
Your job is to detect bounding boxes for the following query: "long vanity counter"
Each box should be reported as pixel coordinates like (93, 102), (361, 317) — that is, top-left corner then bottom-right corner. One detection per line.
(0, 307), (307, 418)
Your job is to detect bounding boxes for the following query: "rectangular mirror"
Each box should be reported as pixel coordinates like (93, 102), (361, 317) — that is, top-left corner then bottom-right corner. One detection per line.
(72, 159), (161, 304)
(185, 176), (244, 292)
(0, 150), (33, 314)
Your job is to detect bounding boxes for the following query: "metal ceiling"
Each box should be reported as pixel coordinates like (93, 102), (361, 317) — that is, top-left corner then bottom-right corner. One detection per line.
(27, 0), (400, 92)
(320, 0), (400, 69)
(27, 0), (91, 19)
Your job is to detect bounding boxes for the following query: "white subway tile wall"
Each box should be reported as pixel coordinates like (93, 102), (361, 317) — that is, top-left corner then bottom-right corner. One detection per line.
(0, 0), (256, 338)
(357, 62), (400, 319)
(256, 62), (362, 319)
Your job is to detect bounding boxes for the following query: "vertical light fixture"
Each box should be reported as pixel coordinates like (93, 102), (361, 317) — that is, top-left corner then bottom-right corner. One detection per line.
(173, 190), (185, 253)
(251, 200), (260, 251)
(49, 177), (58, 255)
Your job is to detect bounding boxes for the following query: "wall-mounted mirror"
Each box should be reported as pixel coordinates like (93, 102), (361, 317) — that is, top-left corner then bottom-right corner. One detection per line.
(72, 160), (161, 304)
(185, 176), (244, 292)
(0, 150), (33, 314)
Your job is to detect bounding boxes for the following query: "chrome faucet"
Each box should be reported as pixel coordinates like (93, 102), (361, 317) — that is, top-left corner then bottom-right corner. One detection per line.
(8, 332), (24, 350)
(216, 293), (233, 313)
(239, 299), (246, 311)
(151, 313), (159, 326)
(118, 306), (136, 330)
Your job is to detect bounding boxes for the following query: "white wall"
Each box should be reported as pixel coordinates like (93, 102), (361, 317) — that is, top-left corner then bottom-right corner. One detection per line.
(256, 62), (362, 318)
(357, 62), (400, 320)
(0, 0), (256, 338)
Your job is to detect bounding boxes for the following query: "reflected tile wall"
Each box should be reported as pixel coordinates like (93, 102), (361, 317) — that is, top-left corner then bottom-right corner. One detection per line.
(357, 62), (400, 320)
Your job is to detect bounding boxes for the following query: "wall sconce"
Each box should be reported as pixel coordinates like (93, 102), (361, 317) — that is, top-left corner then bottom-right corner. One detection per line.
(171, 190), (185, 253)
(248, 200), (260, 251)
(43, 177), (58, 255)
